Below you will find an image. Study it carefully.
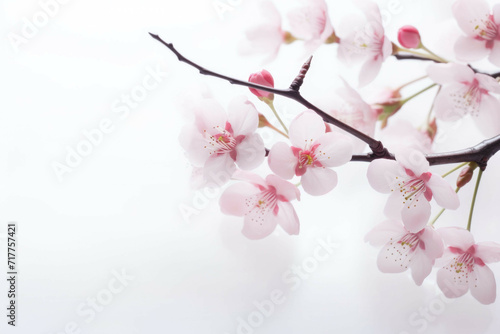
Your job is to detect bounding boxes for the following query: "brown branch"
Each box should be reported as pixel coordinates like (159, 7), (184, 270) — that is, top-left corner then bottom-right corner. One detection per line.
(150, 33), (500, 169)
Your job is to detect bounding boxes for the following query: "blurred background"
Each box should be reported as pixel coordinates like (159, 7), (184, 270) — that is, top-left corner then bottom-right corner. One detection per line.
(1, 0), (500, 333)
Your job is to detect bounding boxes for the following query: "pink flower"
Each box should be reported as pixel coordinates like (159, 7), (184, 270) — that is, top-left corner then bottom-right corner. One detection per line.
(268, 111), (353, 196)
(436, 227), (500, 304)
(287, 0), (335, 52)
(219, 171), (301, 240)
(248, 69), (274, 100)
(380, 120), (432, 154)
(239, 1), (285, 63)
(427, 62), (500, 137)
(321, 80), (378, 153)
(179, 96), (265, 185)
(365, 219), (444, 286)
(367, 149), (459, 233)
(337, 0), (393, 86)
(398, 25), (421, 49)
(452, 0), (500, 67)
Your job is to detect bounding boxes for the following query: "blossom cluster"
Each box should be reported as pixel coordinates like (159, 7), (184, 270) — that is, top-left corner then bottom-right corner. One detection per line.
(176, 0), (500, 304)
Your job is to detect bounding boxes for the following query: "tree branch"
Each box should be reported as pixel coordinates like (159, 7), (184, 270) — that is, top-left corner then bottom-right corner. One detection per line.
(150, 33), (500, 169)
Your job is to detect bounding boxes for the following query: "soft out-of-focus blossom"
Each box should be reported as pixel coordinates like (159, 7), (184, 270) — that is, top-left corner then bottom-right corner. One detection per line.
(179, 96), (265, 185)
(249, 69), (275, 101)
(268, 111), (353, 196)
(239, 1), (285, 63)
(427, 62), (500, 137)
(398, 25), (422, 49)
(436, 227), (500, 304)
(365, 219), (444, 285)
(337, 0), (393, 86)
(367, 149), (459, 232)
(320, 81), (378, 153)
(380, 120), (433, 154)
(452, 0), (500, 67)
(219, 171), (301, 240)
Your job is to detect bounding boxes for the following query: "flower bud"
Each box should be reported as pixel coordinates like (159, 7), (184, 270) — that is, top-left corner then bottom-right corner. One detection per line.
(249, 69), (274, 101)
(258, 113), (270, 128)
(398, 25), (421, 49)
(457, 165), (476, 188)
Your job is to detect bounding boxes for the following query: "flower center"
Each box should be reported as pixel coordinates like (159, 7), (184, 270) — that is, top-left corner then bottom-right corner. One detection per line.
(451, 79), (487, 117)
(398, 233), (420, 249)
(443, 252), (476, 286)
(392, 172), (432, 208)
(245, 188), (279, 225)
(202, 123), (239, 156)
(473, 14), (498, 43)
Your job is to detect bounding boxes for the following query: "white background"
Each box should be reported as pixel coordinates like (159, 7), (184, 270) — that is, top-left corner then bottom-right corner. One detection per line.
(1, 0), (500, 333)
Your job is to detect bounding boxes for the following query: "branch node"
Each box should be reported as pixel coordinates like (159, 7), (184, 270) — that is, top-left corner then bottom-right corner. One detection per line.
(290, 56), (313, 91)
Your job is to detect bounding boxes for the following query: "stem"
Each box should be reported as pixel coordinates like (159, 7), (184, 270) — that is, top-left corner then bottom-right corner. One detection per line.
(395, 75), (428, 91)
(441, 162), (468, 178)
(395, 47), (446, 63)
(429, 188), (460, 226)
(400, 84), (437, 104)
(266, 120), (289, 138)
(467, 169), (483, 231)
(420, 45), (449, 63)
(266, 101), (289, 135)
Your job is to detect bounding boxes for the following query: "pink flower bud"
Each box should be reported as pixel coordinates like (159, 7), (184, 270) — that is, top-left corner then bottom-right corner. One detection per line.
(457, 165), (476, 188)
(398, 25), (421, 49)
(249, 69), (274, 101)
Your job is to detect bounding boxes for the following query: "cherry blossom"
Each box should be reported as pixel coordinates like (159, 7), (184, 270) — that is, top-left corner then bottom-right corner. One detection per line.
(239, 1), (285, 63)
(268, 111), (353, 196)
(452, 0), (500, 67)
(320, 80), (378, 153)
(436, 227), (500, 304)
(287, 0), (336, 52)
(179, 96), (265, 185)
(367, 149), (459, 233)
(365, 219), (444, 285)
(427, 62), (500, 137)
(248, 69), (274, 100)
(337, 0), (392, 86)
(219, 171), (301, 240)
(380, 120), (432, 154)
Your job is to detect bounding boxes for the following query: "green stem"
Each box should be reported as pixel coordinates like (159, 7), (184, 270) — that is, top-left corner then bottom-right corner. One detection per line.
(266, 101), (289, 135)
(441, 162), (468, 178)
(266, 122), (289, 138)
(429, 187), (460, 226)
(401, 84), (437, 104)
(396, 47), (447, 63)
(467, 169), (483, 231)
(395, 75), (428, 91)
(420, 44), (449, 63)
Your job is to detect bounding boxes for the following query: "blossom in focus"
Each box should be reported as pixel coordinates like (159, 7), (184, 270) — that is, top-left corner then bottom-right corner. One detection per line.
(179, 96), (265, 185)
(249, 69), (275, 101)
(219, 171), (301, 240)
(436, 227), (500, 304)
(365, 219), (444, 285)
(452, 0), (500, 67)
(367, 149), (459, 232)
(287, 0), (336, 52)
(239, 1), (285, 63)
(427, 62), (500, 137)
(337, 0), (393, 86)
(320, 80), (378, 153)
(268, 111), (353, 196)
(380, 120), (432, 154)
(398, 25), (421, 49)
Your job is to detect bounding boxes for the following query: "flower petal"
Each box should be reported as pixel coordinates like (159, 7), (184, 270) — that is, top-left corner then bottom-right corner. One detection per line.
(289, 111), (326, 148)
(227, 96), (259, 136)
(268, 142), (297, 180)
(179, 124), (212, 166)
(475, 242), (500, 263)
(474, 94), (500, 138)
(376, 238), (412, 274)
(359, 57), (383, 87)
(270, 201), (300, 236)
(220, 182), (260, 216)
(301, 167), (338, 196)
(437, 227), (475, 249)
(401, 197), (431, 233)
(452, 0), (491, 37)
(194, 99), (227, 135)
(470, 264), (496, 304)
(410, 251), (434, 286)
(427, 175), (460, 210)
(203, 154), (236, 185)
(314, 133), (353, 167)
(420, 227), (445, 259)
(242, 210), (278, 240)
(454, 36), (490, 62)
(426, 62), (475, 85)
(475, 73), (500, 94)
(235, 133), (266, 170)
(367, 159), (404, 193)
(395, 149), (429, 177)
(437, 264), (470, 299)
(364, 219), (406, 247)
(266, 174), (300, 202)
